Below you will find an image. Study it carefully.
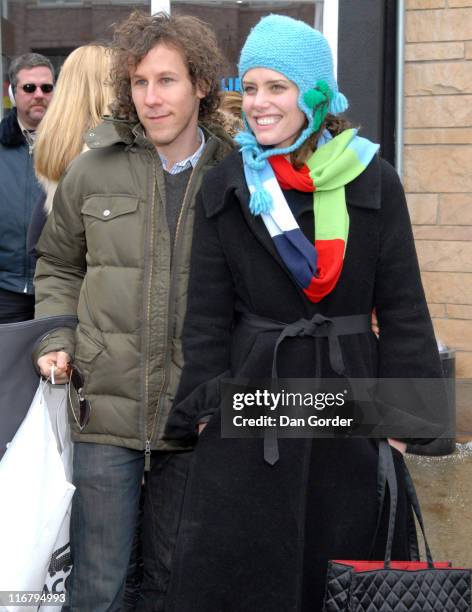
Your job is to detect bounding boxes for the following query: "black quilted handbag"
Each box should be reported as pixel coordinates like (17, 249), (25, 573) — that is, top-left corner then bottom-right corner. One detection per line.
(323, 441), (471, 612)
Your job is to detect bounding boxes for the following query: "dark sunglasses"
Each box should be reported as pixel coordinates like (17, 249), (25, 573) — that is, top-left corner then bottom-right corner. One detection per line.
(20, 83), (54, 94)
(66, 363), (91, 430)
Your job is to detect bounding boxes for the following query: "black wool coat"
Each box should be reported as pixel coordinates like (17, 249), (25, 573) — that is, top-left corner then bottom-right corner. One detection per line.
(165, 150), (444, 612)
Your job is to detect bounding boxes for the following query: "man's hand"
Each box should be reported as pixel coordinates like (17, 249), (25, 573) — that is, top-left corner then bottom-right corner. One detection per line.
(37, 351), (71, 383)
(197, 423), (208, 435)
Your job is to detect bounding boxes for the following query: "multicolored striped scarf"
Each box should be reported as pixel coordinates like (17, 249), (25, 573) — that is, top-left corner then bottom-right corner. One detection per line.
(241, 129), (379, 302)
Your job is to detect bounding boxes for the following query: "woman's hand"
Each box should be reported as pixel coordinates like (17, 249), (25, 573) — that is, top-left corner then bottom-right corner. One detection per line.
(197, 423), (208, 435)
(371, 309), (379, 337)
(388, 438), (407, 455)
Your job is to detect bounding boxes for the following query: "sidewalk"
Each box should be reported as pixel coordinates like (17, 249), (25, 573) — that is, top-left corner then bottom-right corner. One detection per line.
(406, 443), (472, 566)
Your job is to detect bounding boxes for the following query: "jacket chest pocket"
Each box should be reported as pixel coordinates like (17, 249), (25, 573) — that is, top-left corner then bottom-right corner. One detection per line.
(81, 195), (142, 263)
(82, 195), (139, 221)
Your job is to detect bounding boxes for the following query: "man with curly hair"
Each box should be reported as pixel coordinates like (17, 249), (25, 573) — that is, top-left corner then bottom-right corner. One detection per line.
(33, 11), (233, 610)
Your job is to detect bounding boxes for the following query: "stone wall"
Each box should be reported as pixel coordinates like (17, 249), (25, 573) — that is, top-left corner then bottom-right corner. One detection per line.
(403, 0), (472, 381)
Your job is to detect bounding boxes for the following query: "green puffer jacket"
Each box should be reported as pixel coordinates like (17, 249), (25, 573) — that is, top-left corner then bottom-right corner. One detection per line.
(34, 117), (233, 452)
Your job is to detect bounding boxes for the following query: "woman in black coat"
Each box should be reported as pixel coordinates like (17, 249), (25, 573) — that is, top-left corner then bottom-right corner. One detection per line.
(166, 15), (444, 612)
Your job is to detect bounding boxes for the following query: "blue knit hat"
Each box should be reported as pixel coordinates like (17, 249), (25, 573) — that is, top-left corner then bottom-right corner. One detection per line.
(238, 14), (348, 159)
(236, 14), (348, 214)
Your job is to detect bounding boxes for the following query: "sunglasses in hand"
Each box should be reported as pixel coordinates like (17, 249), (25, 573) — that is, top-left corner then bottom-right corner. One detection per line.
(66, 363), (91, 431)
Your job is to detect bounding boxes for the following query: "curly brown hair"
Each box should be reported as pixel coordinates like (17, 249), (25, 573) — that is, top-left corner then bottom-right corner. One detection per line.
(110, 10), (225, 124)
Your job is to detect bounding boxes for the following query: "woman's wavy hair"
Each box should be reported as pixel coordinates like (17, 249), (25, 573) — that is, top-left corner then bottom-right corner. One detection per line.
(35, 44), (114, 182)
(110, 11), (225, 125)
(290, 114), (353, 169)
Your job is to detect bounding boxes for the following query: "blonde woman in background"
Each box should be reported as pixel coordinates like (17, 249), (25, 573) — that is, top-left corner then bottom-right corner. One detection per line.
(28, 44), (113, 249)
(30, 42), (146, 609)
(217, 89), (243, 137)
(30, 41), (146, 611)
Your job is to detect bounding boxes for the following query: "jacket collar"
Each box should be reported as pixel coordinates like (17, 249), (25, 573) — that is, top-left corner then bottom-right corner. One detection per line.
(0, 108), (27, 148)
(85, 116), (234, 164)
(85, 116), (136, 149)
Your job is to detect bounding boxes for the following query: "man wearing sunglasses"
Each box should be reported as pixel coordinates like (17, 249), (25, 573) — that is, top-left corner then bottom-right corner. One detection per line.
(0, 53), (54, 323)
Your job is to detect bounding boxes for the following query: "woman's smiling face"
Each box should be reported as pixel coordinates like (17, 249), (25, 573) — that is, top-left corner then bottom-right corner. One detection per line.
(242, 67), (306, 149)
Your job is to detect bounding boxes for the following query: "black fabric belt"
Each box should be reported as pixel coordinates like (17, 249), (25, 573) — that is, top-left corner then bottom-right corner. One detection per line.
(239, 312), (372, 465)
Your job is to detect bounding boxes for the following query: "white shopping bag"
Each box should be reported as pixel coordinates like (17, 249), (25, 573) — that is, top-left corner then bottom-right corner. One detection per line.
(0, 381), (75, 611)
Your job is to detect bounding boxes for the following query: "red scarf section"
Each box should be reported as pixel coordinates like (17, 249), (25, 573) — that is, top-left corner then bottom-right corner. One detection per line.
(269, 155), (316, 192)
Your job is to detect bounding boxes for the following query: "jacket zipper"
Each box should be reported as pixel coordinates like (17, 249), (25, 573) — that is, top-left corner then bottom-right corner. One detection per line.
(144, 138), (217, 463)
(144, 162), (197, 466)
(150, 143), (217, 444)
(24, 150), (32, 293)
(144, 439), (152, 472)
(143, 153), (157, 471)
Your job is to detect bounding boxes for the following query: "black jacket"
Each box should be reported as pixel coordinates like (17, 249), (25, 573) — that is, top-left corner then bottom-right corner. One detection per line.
(168, 151), (443, 436)
(165, 150), (445, 612)
(0, 108), (44, 294)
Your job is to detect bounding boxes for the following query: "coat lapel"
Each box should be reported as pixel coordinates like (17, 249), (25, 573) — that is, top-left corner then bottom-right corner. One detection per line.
(234, 182), (312, 309)
(203, 150), (292, 273)
(235, 186), (287, 268)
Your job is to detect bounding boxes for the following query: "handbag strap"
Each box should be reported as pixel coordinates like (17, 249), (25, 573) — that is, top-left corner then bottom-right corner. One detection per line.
(380, 440), (435, 569)
(381, 440), (398, 568)
(401, 459), (435, 566)
(368, 443), (389, 560)
(368, 441), (419, 562)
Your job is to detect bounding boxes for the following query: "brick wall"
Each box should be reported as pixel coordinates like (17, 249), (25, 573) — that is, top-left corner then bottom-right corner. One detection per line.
(403, 0), (472, 377)
(8, 4), (137, 56)
(8, 2), (314, 74)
